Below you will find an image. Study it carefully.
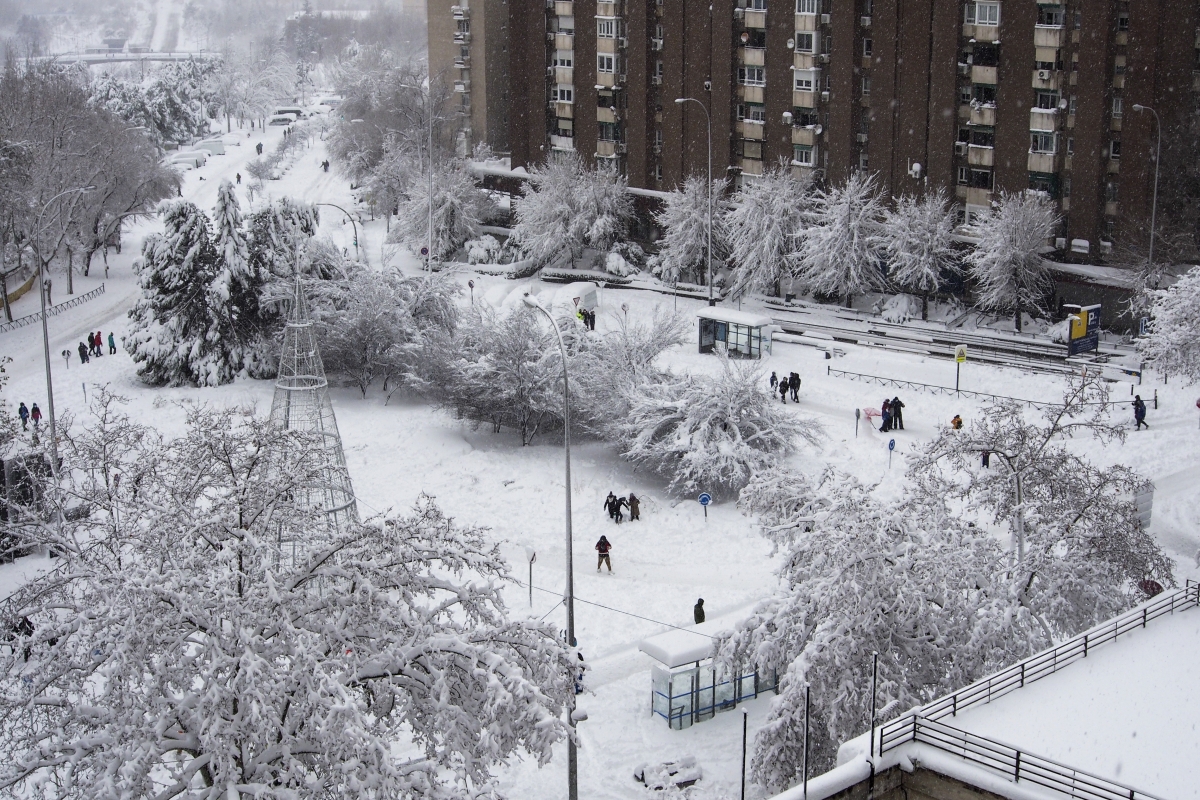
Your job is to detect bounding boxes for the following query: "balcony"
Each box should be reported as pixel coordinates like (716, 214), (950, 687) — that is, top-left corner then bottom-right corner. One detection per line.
(554, 32), (574, 50)
(966, 187), (992, 206)
(794, 52), (816, 69)
(969, 104), (996, 126)
(1033, 26), (1064, 48)
(553, 0), (573, 14)
(454, 56), (470, 68)
(1105, 201), (1119, 216)
(1029, 107), (1057, 130)
(597, 1), (616, 16)
(551, 134), (575, 151)
(962, 24), (999, 41)
(793, 90), (817, 107)
(968, 145), (994, 166)
(1027, 152), (1056, 173)
(792, 126), (816, 146)
(555, 101), (574, 118)
(1032, 70), (1060, 90)
(597, 106), (617, 124)
(451, 5), (468, 20)
(971, 65), (997, 85)
(555, 66), (573, 83)
(597, 71), (616, 88)
(795, 13), (818, 31)
(790, 164), (815, 180)
(453, 31), (471, 44)
(744, 9), (767, 28)
(741, 158), (764, 176)
(453, 80), (470, 93)
(1111, 116), (1122, 131)
(740, 46), (765, 66)
(596, 140), (619, 157)
(739, 85), (765, 103)
(741, 119), (765, 140)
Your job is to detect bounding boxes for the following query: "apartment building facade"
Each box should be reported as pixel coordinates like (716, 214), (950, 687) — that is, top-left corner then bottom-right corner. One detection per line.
(427, 0), (511, 156)
(430, 0), (1199, 261)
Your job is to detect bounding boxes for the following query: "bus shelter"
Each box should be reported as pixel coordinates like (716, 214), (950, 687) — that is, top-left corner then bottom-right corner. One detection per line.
(696, 308), (774, 359)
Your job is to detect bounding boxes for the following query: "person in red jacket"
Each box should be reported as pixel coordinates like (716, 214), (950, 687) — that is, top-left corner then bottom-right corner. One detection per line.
(595, 536), (612, 572)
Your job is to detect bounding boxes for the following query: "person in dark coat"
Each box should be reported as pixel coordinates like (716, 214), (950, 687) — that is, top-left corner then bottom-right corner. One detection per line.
(981, 450), (991, 468)
(628, 493), (641, 521)
(236, 172), (242, 184)
(18, 403), (29, 431)
(86, 332), (95, 353)
(880, 399), (892, 432)
(596, 536), (613, 572)
(770, 371), (778, 390)
(603, 492), (618, 521)
(614, 496), (629, 523)
(789, 373), (800, 402)
(256, 142), (263, 155)
(1134, 396), (1148, 429)
(779, 380), (788, 403)
(891, 396), (905, 430)
(693, 599), (705, 624)
(77, 342), (89, 364)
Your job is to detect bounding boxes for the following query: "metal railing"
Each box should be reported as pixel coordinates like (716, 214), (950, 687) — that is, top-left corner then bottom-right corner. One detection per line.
(881, 716), (1168, 800)
(826, 366), (1136, 410)
(0, 284), (105, 335)
(878, 582), (1199, 799)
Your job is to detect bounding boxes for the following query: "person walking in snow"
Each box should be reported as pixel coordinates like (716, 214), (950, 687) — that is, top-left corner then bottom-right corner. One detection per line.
(77, 342), (89, 364)
(30, 404), (42, 429)
(693, 598), (705, 624)
(596, 536), (613, 572)
(94, 331), (104, 357)
(256, 142), (263, 155)
(613, 496), (629, 524)
(628, 493), (641, 521)
(604, 491), (618, 522)
(891, 396), (905, 430)
(236, 172), (242, 184)
(880, 399), (892, 432)
(770, 371), (778, 391)
(18, 403), (29, 431)
(1134, 395), (1148, 430)
(790, 373), (800, 402)
(108, 332), (116, 355)
(950, 414), (963, 430)
(86, 332), (95, 354)
(779, 380), (788, 403)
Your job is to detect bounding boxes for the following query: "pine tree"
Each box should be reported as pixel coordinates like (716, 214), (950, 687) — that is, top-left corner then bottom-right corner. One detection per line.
(1137, 264), (1200, 381)
(965, 191), (1058, 331)
(653, 175), (729, 286)
(212, 180), (275, 378)
(726, 165), (811, 299)
(792, 172), (887, 306)
(879, 188), (959, 319)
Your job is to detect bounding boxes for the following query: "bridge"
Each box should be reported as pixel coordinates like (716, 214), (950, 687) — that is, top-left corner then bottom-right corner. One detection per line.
(33, 50), (220, 66)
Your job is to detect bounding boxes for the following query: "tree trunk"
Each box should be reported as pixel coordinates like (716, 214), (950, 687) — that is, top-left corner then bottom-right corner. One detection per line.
(922, 292), (929, 321)
(83, 245), (96, 277)
(1, 269), (10, 323)
(1014, 306), (1022, 332)
(845, 293), (853, 309)
(66, 246), (74, 295)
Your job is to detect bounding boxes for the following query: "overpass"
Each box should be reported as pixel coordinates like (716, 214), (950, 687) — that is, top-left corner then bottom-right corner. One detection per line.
(33, 51), (220, 66)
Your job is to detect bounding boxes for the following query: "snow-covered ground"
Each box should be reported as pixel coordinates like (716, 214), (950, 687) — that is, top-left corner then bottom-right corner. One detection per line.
(3, 122), (1199, 800)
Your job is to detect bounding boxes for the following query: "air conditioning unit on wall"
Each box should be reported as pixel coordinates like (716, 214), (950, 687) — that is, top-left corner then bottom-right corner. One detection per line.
(1038, 69), (1051, 80)
(955, 141), (967, 155)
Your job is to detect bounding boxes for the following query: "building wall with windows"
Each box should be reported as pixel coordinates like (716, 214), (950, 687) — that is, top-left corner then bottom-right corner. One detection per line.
(439, 0), (1200, 261)
(427, 0), (511, 156)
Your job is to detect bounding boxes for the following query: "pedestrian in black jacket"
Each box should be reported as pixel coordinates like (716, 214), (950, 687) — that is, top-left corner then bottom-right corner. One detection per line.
(790, 373), (801, 402)
(693, 599), (705, 624)
(891, 396), (905, 430)
(603, 492), (618, 521)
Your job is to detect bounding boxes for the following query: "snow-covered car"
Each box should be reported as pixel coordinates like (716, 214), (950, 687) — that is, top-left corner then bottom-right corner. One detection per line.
(218, 132), (244, 146)
(268, 114), (294, 126)
(633, 756), (701, 790)
(272, 107), (305, 120)
(194, 139), (225, 156)
(167, 151), (207, 168)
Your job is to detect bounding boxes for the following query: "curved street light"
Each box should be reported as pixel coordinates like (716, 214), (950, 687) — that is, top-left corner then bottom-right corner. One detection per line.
(675, 97), (714, 305)
(1131, 103), (1161, 285)
(313, 202), (360, 262)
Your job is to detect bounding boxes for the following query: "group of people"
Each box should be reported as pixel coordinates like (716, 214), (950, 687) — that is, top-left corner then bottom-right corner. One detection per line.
(603, 491), (640, 524)
(77, 331), (116, 364)
(770, 372), (801, 403)
(879, 396), (905, 432)
(16, 402), (42, 431)
(576, 307), (597, 330)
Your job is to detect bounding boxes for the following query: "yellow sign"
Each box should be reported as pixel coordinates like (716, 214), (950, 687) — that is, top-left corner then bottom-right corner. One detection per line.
(1069, 309), (1089, 340)
(955, 345), (967, 363)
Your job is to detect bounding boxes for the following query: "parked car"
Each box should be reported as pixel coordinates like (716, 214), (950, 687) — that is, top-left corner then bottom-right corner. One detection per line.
(167, 150), (206, 168)
(268, 114), (294, 126)
(272, 107), (305, 120)
(194, 139), (225, 155)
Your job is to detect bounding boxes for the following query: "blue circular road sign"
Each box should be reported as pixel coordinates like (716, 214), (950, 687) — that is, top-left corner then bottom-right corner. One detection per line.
(698, 493), (712, 506)
(888, 439), (896, 451)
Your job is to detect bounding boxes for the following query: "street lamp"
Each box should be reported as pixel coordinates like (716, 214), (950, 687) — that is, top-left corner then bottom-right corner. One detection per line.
(675, 97), (715, 305)
(1132, 104), (1161, 284)
(34, 185), (94, 470)
(313, 203), (360, 262)
(521, 291), (578, 800)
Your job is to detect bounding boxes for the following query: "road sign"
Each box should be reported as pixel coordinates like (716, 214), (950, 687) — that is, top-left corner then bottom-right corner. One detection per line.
(955, 345), (968, 363)
(698, 493), (712, 506)
(888, 439), (895, 451)
(468, 279), (474, 289)
(573, 297), (580, 306)
(420, 246), (429, 256)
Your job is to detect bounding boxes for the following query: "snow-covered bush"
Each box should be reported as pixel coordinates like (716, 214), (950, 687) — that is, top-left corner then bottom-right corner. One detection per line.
(0, 398), (574, 799)
(653, 175), (729, 286)
(605, 250), (636, 277)
(964, 191), (1058, 330)
(466, 234), (503, 265)
(879, 188), (959, 319)
(1137, 264), (1200, 382)
(726, 164), (811, 299)
(879, 293), (920, 323)
(390, 161), (493, 261)
(791, 172), (887, 306)
(612, 353), (820, 496)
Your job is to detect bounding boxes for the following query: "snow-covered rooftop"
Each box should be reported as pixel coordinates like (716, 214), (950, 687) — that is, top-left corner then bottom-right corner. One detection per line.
(695, 307), (774, 328)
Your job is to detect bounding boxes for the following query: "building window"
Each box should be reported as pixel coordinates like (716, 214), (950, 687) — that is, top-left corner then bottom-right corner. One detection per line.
(736, 103), (766, 121)
(1066, 136), (1074, 154)
(554, 119), (573, 137)
(597, 54), (615, 73)
(1063, 175), (1071, 197)
(795, 32), (815, 52)
(1106, 182), (1118, 201)
(793, 144), (815, 165)
(742, 30), (767, 48)
(1036, 6), (1064, 27)
(597, 18), (616, 38)
(967, 169), (992, 189)
(971, 128), (995, 147)
(972, 43), (999, 66)
(552, 85), (574, 103)
(655, 60), (664, 78)
(863, 38), (873, 57)
(749, 0), (767, 9)
(1073, 11), (1081, 29)
(557, 16), (575, 32)
(1069, 95), (1077, 115)
(1110, 140), (1121, 159)
(655, 129), (663, 146)
(861, 76), (872, 94)
(457, 19), (470, 33)
(740, 140), (764, 159)
(957, 166), (969, 184)
(1035, 90), (1059, 110)
(964, 1), (1000, 26)
(1117, 12), (1129, 31)
(973, 84), (997, 104)
(1029, 172), (1058, 198)
(859, 153), (870, 170)
(655, 165), (663, 181)
(796, 0), (818, 13)
(794, 69), (818, 92)
(598, 122), (620, 142)
(1112, 96), (1123, 116)
(792, 107), (819, 126)
(1030, 131), (1057, 154)
(739, 66), (766, 86)
(553, 50), (573, 67)
(960, 86), (973, 104)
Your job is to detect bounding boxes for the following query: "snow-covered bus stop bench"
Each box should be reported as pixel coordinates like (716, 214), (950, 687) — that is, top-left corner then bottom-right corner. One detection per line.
(696, 307), (775, 359)
(638, 616), (778, 730)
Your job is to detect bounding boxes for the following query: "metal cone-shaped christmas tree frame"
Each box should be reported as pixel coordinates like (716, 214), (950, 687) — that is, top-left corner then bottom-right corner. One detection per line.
(270, 274), (358, 538)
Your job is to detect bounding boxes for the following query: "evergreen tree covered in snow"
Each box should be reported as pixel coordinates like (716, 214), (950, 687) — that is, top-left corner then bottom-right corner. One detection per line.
(577, 163), (635, 254)
(965, 191), (1058, 330)
(725, 165), (811, 299)
(652, 175), (729, 286)
(1137, 264), (1200, 381)
(211, 181), (275, 378)
(390, 161), (491, 260)
(0, 398), (574, 800)
(613, 354), (820, 496)
(125, 201), (227, 386)
(792, 172), (886, 305)
(880, 188), (959, 319)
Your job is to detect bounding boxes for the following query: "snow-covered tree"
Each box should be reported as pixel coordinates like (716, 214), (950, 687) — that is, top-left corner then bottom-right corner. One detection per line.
(613, 354), (820, 496)
(390, 161), (492, 261)
(211, 180), (277, 378)
(880, 188), (959, 319)
(965, 191), (1058, 331)
(726, 165), (811, 299)
(0, 398), (574, 799)
(653, 175), (729, 286)
(1137, 264), (1200, 382)
(511, 155), (634, 268)
(791, 172), (886, 306)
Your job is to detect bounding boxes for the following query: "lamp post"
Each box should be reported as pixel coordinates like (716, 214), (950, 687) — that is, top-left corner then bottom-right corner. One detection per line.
(675, 97), (714, 305)
(34, 186), (94, 470)
(1132, 104), (1161, 282)
(313, 202), (359, 262)
(521, 292), (578, 800)
(400, 79), (438, 272)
